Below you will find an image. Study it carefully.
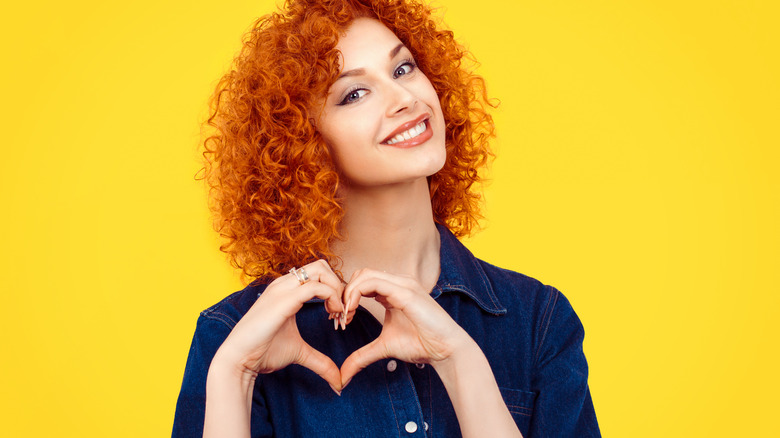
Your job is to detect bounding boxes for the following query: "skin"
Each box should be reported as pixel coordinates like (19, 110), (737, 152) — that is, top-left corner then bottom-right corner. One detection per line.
(204, 18), (523, 438)
(313, 17), (447, 188)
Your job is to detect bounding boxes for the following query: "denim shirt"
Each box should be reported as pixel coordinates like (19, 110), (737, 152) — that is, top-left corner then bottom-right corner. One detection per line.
(172, 225), (600, 437)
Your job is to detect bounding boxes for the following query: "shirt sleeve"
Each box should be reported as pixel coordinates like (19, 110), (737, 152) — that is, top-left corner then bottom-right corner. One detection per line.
(171, 314), (274, 438)
(528, 287), (601, 438)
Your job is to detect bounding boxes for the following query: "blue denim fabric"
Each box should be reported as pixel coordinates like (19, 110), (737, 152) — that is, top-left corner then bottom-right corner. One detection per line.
(172, 224), (600, 437)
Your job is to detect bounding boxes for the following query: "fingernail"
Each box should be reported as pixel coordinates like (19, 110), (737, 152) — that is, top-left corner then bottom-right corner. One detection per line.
(342, 377), (352, 390)
(334, 317), (338, 330)
(329, 384), (342, 396)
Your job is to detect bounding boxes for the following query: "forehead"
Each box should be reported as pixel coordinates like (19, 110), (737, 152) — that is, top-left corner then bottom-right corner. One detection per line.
(337, 18), (403, 67)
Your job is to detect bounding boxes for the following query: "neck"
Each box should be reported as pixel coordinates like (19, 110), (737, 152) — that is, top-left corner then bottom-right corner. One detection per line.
(332, 178), (441, 290)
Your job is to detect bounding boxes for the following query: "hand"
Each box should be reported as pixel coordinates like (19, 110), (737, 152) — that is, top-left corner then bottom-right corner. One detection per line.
(211, 260), (346, 393)
(339, 269), (475, 388)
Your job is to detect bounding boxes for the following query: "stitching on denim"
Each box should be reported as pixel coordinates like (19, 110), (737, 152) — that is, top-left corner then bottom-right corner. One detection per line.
(472, 258), (502, 309)
(533, 286), (558, 366)
(532, 291), (550, 364)
(402, 364), (426, 436)
(383, 367), (403, 438)
(471, 259), (492, 299)
(426, 366), (433, 435)
(507, 410), (532, 417)
(439, 284), (507, 315)
(201, 309), (238, 328)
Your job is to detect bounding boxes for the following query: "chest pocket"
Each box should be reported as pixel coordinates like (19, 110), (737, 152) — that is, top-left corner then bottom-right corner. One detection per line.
(499, 387), (537, 435)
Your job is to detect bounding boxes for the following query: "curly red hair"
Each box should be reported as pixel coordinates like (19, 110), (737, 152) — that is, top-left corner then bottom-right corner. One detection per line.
(202, 0), (495, 282)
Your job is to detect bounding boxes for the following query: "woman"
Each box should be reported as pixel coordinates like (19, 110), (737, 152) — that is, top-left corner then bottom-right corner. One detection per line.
(173, 0), (599, 437)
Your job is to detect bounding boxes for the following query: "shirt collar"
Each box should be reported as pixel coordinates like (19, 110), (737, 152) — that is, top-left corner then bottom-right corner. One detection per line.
(303, 224), (507, 315)
(433, 223), (507, 315)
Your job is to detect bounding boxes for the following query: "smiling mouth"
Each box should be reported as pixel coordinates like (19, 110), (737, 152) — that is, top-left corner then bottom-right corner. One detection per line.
(384, 120), (427, 145)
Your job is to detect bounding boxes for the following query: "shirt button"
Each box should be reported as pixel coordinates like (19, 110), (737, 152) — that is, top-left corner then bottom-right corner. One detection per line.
(424, 422), (429, 431)
(405, 421), (418, 433)
(387, 360), (398, 372)
(415, 363), (425, 369)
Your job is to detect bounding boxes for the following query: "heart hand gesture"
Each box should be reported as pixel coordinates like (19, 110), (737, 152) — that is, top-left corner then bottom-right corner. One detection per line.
(339, 268), (475, 388)
(210, 260), (346, 393)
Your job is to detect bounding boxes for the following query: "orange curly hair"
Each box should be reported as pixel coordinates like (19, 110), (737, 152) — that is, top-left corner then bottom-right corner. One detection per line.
(202, 0), (496, 282)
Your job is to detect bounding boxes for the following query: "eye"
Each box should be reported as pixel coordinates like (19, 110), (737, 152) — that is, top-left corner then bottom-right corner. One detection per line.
(338, 88), (368, 105)
(393, 61), (416, 78)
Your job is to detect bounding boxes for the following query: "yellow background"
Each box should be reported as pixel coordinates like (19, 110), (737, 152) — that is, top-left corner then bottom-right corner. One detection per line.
(1, 0), (777, 436)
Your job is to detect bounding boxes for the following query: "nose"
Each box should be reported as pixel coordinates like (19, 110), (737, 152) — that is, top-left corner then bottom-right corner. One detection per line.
(384, 80), (417, 117)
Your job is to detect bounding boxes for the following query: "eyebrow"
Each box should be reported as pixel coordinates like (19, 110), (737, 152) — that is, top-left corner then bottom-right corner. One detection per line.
(336, 43), (407, 81)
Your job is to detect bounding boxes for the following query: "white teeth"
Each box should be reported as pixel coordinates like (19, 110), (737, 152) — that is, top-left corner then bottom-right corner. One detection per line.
(386, 121), (426, 145)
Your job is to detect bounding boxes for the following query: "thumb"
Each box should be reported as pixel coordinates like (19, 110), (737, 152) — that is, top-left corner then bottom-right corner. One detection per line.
(295, 342), (343, 395)
(339, 338), (388, 390)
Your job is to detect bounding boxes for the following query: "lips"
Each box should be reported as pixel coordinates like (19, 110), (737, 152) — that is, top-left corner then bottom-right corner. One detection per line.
(381, 114), (432, 148)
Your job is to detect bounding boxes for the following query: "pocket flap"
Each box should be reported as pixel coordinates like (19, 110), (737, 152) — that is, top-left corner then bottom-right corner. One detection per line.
(499, 386), (536, 417)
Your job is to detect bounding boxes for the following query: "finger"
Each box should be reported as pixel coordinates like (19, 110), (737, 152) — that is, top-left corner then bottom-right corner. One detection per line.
(293, 281), (343, 313)
(346, 269), (423, 305)
(263, 269), (314, 298)
(301, 259), (344, 292)
(295, 341), (343, 395)
(347, 292), (364, 325)
(340, 337), (389, 389)
(273, 260), (342, 294)
(299, 260), (346, 315)
(258, 280), (342, 322)
(268, 268), (344, 323)
(349, 268), (418, 290)
(345, 308), (356, 325)
(323, 299), (346, 317)
(344, 276), (414, 313)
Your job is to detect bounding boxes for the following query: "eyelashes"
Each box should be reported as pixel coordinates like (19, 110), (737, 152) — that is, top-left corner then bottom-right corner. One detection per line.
(393, 58), (417, 78)
(336, 58), (418, 106)
(338, 87), (368, 105)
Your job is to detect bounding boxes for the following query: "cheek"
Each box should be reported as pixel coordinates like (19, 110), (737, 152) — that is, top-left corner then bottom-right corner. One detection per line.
(319, 123), (370, 176)
(318, 115), (352, 155)
(418, 75), (441, 108)
(321, 133), (351, 170)
(322, 106), (382, 146)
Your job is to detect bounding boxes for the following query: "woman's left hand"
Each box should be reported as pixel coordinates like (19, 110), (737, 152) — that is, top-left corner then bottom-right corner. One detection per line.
(339, 268), (476, 388)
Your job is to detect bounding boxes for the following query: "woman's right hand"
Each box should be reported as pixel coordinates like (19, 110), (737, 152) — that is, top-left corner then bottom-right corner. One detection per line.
(209, 259), (346, 393)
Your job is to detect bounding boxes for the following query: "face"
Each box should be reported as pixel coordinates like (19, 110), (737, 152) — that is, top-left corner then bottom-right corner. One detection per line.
(313, 18), (447, 189)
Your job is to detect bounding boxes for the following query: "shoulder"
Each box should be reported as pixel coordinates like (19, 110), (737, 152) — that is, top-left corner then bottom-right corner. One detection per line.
(178, 281), (271, 380)
(475, 258), (565, 314)
(473, 258), (584, 348)
(475, 258), (549, 298)
(173, 280), (272, 436)
(437, 224), (573, 321)
(197, 281), (269, 329)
